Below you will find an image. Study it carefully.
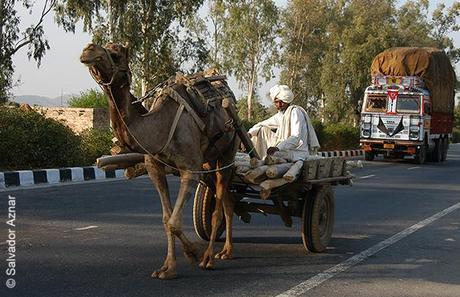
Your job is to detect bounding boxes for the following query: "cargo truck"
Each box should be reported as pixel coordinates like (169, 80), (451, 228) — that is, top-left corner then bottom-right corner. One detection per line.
(359, 47), (456, 164)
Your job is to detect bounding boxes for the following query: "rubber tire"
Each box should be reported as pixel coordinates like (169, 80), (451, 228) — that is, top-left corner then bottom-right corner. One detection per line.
(301, 185), (335, 253)
(441, 137), (448, 162)
(415, 143), (426, 164)
(364, 151), (375, 161)
(431, 139), (442, 162)
(192, 182), (225, 241)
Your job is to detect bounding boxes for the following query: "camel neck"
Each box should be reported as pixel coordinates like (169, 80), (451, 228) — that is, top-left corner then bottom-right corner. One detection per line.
(105, 84), (170, 155)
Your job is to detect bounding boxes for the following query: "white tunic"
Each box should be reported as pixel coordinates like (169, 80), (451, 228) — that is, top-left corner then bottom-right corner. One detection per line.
(248, 105), (319, 161)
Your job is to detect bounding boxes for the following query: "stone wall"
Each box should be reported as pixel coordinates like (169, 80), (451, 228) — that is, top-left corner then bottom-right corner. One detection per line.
(34, 107), (109, 134)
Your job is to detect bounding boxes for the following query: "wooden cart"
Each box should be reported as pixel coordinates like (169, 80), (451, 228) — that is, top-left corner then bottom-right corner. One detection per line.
(193, 156), (352, 253)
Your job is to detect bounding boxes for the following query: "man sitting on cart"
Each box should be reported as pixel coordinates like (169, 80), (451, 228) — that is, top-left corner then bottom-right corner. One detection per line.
(248, 84), (320, 161)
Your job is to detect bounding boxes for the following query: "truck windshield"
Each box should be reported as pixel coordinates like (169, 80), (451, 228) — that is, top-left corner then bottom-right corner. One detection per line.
(396, 96), (420, 113)
(365, 94), (386, 112)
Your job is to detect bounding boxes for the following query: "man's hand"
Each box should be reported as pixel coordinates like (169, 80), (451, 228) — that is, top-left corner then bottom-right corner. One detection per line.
(266, 146), (279, 155)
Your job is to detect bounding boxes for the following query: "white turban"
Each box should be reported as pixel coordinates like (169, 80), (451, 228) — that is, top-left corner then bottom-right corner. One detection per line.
(269, 85), (294, 103)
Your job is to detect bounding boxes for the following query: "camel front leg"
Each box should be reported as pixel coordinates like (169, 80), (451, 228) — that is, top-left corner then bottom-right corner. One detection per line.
(167, 172), (201, 264)
(145, 158), (177, 280)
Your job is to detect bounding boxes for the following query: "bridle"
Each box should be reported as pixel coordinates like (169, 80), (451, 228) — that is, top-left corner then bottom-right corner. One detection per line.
(89, 47), (131, 87)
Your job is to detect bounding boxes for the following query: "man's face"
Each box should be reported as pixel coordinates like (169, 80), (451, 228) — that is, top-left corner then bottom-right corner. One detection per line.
(274, 99), (289, 111)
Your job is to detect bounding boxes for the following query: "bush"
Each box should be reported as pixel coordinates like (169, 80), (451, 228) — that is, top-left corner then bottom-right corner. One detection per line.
(79, 128), (113, 165)
(453, 127), (460, 143)
(0, 107), (83, 170)
(68, 89), (108, 108)
(313, 120), (359, 151)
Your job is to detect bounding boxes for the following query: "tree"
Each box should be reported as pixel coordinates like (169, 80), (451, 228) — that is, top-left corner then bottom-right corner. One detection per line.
(55, 0), (205, 96)
(279, 0), (330, 116)
(280, 0), (460, 124)
(215, 0), (279, 121)
(0, 0), (56, 103)
(68, 89), (108, 108)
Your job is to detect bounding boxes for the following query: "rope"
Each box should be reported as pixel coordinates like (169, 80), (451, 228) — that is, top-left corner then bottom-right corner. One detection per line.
(93, 74), (237, 175)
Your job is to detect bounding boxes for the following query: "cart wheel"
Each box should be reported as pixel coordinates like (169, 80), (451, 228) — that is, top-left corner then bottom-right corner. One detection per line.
(192, 182), (225, 241)
(301, 185), (335, 253)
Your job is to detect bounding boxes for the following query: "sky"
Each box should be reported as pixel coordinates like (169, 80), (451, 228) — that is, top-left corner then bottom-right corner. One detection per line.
(11, 0), (459, 106)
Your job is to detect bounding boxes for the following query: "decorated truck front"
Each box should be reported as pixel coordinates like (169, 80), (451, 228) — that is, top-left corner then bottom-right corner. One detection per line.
(360, 47), (455, 164)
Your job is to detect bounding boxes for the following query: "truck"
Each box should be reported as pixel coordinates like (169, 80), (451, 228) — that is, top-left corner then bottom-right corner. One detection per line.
(359, 47), (456, 164)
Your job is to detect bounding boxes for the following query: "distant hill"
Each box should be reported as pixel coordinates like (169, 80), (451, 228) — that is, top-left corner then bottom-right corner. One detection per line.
(11, 94), (75, 107)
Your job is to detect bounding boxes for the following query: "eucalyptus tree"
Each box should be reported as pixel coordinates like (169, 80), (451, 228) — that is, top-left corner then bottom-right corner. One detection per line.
(279, 0), (330, 116)
(0, 0), (56, 103)
(55, 0), (204, 95)
(216, 0), (279, 121)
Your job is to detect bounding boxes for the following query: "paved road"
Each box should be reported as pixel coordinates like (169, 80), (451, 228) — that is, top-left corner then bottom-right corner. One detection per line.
(1, 144), (460, 297)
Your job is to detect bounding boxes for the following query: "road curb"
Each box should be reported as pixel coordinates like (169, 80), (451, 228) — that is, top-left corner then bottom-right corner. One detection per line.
(0, 150), (363, 189)
(0, 166), (125, 189)
(319, 149), (364, 158)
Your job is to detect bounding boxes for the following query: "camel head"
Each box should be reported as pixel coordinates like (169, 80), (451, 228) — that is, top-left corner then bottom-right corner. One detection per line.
(80, 43), (131, 86)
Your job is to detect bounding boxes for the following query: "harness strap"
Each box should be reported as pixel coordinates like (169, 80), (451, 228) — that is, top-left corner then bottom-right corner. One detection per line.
(158, 104), (184, 154)
(165, 87), (206, 131)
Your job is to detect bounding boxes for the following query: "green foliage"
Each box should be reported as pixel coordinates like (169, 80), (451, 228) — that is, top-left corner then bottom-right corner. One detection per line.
(0, 107), (83, 170)
(212, 0), (280, 120)
(312, 120), (360, 151)
(454, 103), (460, 143)
(280, 0), (460, 124)
(79, 128), (113, 165)
(236, 96), (271, 128)
(68, 89), (108, 108)
(0, 1), (56, 103)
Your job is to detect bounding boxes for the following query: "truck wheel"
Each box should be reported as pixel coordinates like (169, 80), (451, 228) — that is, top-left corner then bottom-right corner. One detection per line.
(301, 185), (335, 253)
(193, 182), (225, 241)
(441, 137), (449, 161)
(415, 143), (426, 164)
(432, 139), (442, 162)
(364, 151), (375, 161)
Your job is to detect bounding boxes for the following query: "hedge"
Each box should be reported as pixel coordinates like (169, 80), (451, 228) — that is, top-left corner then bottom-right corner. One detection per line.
(0, 107), (83, 170)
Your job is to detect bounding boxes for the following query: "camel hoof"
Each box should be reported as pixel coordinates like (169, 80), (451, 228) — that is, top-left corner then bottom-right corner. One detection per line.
(151, 269), (177, 280)
(215, 248), (233, 260)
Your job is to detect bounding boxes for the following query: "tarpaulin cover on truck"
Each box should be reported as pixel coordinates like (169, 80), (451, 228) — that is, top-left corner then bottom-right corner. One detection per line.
(370, 47), (456, 114)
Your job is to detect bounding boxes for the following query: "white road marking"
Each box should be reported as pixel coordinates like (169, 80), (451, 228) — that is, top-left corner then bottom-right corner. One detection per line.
(276, 201), (460, 297)
(358, 174), (376, 179)
(408, 167), (421, 170)
(74, 225), (99, 231)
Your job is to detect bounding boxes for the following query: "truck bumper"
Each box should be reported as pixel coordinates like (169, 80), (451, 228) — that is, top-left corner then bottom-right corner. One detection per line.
(360, 139), (423, 155)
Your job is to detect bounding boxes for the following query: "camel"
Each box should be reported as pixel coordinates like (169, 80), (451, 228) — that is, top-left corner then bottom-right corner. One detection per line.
(80, 43), (239, 279)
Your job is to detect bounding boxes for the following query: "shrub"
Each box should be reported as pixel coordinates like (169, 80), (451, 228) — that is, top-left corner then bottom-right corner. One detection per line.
(312, 120), (359, 151)
(0, 107), (83, 170)
(453, 127), (460, 143)
(79, 128), (113, 165)
(68, 89), (108, 108)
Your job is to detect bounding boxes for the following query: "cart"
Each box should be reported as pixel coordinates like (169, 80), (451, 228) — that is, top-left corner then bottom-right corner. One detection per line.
(192, 156), (352, 253)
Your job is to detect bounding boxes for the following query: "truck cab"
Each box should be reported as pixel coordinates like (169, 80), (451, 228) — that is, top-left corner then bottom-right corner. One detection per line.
(360, 75), (449, 163)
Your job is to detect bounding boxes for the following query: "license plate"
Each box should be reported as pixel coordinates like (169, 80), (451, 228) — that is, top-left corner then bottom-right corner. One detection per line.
(384, 143), (395, 149)
(387, 77), (402, 85)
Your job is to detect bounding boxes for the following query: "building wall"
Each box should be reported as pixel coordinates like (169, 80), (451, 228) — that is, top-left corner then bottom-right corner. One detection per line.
(34, 107), (109, 134)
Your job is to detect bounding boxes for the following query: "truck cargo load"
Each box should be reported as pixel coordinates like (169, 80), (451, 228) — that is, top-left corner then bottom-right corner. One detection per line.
(370, 47), (456, 114)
